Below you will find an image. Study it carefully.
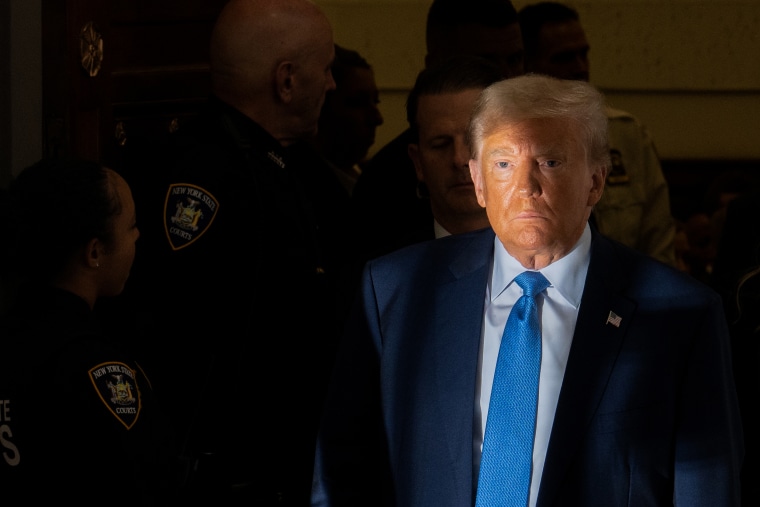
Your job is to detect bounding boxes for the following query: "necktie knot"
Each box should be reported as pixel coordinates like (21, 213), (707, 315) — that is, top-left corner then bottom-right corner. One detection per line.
(515, 271), (550, 298)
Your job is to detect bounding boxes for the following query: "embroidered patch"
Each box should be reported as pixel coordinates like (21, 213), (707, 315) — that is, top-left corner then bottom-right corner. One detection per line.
(164, 183), (219, 250)
(89, 362), (141, 430)
(606, 149), (630, 185)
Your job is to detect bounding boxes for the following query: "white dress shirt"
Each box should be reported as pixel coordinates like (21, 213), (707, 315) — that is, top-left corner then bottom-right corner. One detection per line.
(433, 219), (451, 239)
(474, 224), (592, 507)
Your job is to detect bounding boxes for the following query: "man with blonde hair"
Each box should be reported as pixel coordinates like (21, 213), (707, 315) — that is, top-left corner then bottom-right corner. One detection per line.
(314, 74), (742, 506)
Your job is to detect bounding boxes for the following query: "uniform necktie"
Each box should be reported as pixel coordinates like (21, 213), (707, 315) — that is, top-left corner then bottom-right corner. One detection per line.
(476, 271), (550, 507)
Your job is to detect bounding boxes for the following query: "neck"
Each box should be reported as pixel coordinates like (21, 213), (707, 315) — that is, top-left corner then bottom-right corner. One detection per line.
(53, 271), (98, 310)
(511, 253), (560, 271)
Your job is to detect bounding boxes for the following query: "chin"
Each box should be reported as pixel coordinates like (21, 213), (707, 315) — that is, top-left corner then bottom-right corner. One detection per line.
(509, 226), (552, 249)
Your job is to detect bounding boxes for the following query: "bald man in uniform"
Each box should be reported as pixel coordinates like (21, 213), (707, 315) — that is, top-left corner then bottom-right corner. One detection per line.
(126, 0), (349, 504)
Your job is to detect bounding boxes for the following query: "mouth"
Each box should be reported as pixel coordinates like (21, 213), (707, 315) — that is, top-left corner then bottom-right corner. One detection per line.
(515, 210), (545, 220)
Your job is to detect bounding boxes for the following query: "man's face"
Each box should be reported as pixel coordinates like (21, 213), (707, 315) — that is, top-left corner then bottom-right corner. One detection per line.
(409, 89), (484, 225)
(320, 66), (383, 165)
(528, 19), (590, 81)
(430, 22), (525, 79)
(469, 117), (605, 266)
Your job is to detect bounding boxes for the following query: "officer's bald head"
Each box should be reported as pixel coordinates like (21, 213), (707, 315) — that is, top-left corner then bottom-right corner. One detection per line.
(210, 0), (332, 107)
(209, 0), (335, 143)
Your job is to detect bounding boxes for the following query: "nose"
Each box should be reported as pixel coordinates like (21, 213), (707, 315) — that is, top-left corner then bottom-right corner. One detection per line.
(573, 53), (590, 81)
(514, 162), (540, 197)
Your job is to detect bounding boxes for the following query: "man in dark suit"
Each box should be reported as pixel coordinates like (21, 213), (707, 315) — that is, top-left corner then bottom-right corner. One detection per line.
(356, 55), (502, 259)
(312, 75), (743, 506)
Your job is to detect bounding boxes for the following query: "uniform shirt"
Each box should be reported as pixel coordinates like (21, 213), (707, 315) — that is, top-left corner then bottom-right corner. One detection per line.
(475, 225), (591, 507)
(126, 95), (356, 505)
(593, 107), (676, 266)
(0, 285), (174, 504)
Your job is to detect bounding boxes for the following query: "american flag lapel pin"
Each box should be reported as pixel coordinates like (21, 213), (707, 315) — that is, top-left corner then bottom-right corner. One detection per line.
(606, 311), (622, 328)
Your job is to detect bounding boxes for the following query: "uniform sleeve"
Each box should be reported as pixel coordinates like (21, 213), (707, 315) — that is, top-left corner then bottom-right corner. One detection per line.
(634, 122), (677, 266)
(596, 111), (676, 266)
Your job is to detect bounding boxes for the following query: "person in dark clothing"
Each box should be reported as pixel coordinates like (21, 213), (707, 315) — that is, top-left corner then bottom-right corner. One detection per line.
(0, 158), (174, 505)
(711, 189), (760, 506)
(312, 44), (384, 197)
(404, 56), (502, 241)
(352, 0), (524, 261)
(122, 0), (354, 504)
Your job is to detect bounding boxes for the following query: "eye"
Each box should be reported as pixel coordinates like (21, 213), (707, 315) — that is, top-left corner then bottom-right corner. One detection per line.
(543, 160), (561, 168)
(495, 161), (510, 169)
(429, 138), (452, 150)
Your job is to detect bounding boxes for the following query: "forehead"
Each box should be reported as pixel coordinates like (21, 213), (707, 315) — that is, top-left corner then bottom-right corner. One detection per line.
(479, 117), (583, 155)
(537, 20), (588, 54)
(336, 67), (376, 93)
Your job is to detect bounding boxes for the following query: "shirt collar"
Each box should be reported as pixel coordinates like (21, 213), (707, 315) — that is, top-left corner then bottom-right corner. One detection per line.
(433, 219), (451, 239)
(490, 223), (592, 308)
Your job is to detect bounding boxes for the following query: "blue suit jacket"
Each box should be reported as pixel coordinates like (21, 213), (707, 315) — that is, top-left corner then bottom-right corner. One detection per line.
(313, 228), (743, 506)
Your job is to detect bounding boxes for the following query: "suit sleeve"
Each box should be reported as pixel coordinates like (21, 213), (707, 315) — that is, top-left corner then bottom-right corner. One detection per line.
(312, 263), (394, 507)
(673, 294), (744, 506)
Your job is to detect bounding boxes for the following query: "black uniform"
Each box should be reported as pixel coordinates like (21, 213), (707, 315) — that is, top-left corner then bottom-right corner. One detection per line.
(125, 96), (357, 505)
(711, 191), (760, 506)
(0, 285), (174, 505)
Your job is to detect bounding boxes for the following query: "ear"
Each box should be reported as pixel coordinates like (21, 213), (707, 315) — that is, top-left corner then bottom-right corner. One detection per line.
(469, 158), (487, 208)
(586, 165), (607, 207)
(85, 237), (103, 269)
(408, 143), (424, 182)
(275, 60), (295, 103)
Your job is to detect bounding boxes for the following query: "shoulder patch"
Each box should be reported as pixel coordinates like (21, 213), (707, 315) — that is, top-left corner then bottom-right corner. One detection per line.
(89, 362), (141, 430)
(607, 149), (630, 185)
(164, 183), (220, 250)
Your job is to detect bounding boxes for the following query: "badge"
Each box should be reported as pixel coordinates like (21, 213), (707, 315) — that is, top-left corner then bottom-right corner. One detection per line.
(89, 362), (141, 430)
(606, 149), (630, 185)
(164, 183), (220, 250)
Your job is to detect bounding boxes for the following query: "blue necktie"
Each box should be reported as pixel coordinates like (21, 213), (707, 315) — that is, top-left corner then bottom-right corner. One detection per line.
(476, 271), (550, 507)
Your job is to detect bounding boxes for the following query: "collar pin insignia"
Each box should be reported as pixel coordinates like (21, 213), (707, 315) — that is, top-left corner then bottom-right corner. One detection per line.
(267, 151), (285, 169)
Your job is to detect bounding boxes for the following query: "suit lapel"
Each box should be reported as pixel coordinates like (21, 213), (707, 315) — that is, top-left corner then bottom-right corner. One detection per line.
(431, 229), (494, 503)
(537, 233), (637, 507)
